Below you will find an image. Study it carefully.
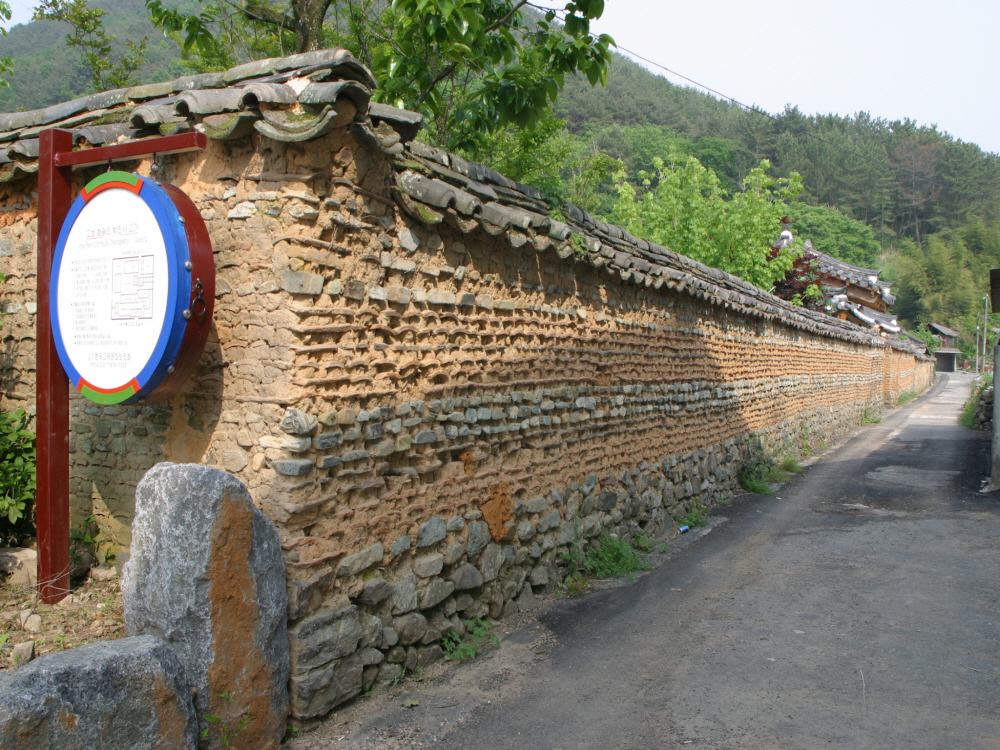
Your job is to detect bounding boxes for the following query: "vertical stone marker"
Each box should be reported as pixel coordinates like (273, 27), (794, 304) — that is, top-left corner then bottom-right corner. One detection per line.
(122, 464), (289, 750)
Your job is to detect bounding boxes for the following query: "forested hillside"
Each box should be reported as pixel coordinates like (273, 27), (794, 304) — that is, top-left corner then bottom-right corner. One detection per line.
(2, 4), (998, 353)
(553, 55), (1000, 353)
(0, 0), (179, 111)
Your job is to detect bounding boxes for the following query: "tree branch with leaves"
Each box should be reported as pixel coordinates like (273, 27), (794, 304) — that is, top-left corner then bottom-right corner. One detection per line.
(34, 0), (147, 91)
(145, 0), (614, 153)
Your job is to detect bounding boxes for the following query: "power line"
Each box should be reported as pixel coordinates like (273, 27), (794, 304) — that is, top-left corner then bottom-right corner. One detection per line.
(610, 43), (947, 190)
(527, 1), (947, 190)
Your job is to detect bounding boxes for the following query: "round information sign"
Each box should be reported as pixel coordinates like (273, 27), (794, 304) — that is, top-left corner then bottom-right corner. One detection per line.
(50, 171), (214, 404)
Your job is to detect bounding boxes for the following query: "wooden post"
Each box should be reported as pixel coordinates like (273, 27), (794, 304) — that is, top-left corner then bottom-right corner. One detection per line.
(36, 128), (73, 603)
(992, 344), (1000, 491)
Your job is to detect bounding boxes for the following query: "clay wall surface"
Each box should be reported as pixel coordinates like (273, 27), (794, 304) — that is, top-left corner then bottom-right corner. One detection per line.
(0, 125), (935, 720)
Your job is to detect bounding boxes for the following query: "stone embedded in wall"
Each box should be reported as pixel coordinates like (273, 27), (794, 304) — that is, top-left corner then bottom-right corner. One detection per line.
(443, 543), (464, 565)
(280, 409), (319, 435)
(122, 464), (289, 750)
(272, 459), (314, 477)
(287, 567), (334, 620)
(597, 489), (618, 512)
(419, 578), (454, 608)
(449, 563), (484, 590)
(466, 522), (490, 557)
(357, 578), (391, 606)
(417, 517), (447, 547)
(0, 635), (197, 750)
(288, 606), (362, 674)
(413, 553), (444, 578)
(228, 202), (257, 219)
(288, 653), (365, 720)
(390, 573), (419, 614)
(478, 544), (505, 583)
(281, 270), (324, 295)
(538, 511), (560, 533)
(391, 536), (412, 556)
(392, 613), (426, 645)
(399, 226), (420, 252)
(336, 542), (383, 578)
(260, 435), (311, 452)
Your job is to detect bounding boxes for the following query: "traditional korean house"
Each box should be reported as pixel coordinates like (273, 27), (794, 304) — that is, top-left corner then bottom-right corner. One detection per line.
(928, 323), (960, 348)
(811, 243), (901, 337)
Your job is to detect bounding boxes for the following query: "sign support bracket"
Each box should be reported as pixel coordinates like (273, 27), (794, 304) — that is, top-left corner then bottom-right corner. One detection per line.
(36, 129), (206, 603)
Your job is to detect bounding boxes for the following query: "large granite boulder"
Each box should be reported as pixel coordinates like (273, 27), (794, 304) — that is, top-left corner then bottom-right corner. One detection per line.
(122, 463), (289, 750)
(0, 635), (197, 749)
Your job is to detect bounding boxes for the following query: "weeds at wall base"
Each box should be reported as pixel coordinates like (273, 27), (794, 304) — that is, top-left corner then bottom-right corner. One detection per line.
(738, 434), (778, 494)
(779, 456), (803, 473)
(740, 477), (773, 495)
(441, 618), (499, 663)
(861, 407), (882, 424)
(558, 534), (651, 591)
(961, 375), (991, 428)
(679, 507), (710, 527)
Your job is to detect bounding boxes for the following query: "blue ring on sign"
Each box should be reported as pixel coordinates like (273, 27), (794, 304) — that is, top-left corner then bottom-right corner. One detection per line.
(50, 171), (193, 405)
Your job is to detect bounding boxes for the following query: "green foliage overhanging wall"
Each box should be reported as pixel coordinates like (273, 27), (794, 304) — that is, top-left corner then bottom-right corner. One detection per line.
(610, 157), (803, 290)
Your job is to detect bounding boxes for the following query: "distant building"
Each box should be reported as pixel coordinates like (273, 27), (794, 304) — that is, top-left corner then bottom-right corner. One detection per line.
(927, 323), (962, 372)
(812, 243), (900, 335)
(933, 348), (961, 372)
(928, 322), (960, 348)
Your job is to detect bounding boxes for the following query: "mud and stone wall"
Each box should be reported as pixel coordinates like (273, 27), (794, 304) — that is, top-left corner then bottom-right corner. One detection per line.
(0, 124), (935, 721)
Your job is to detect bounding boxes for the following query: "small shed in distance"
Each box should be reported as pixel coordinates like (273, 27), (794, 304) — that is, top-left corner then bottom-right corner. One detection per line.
(934, 348), (961, 372)
(928, 323), (960, 348)
(927, 324), (961, 372)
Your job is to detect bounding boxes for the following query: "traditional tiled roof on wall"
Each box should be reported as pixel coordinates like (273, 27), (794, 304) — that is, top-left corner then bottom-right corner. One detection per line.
(0, 48), (375, 181)
(0, 47), (928, 358)
(383, 136), (925, 356)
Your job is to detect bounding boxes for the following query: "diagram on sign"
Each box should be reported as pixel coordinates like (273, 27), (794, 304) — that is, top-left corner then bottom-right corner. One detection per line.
(111, 255), (154, 320)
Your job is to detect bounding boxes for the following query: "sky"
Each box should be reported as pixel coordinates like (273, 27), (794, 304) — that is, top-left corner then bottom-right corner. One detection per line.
(3, 0), (999, 153)
(535, 0), (1000, 155)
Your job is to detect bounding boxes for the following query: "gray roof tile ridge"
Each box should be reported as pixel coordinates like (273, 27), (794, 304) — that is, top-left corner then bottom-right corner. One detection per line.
(814, 250), (882, 277)
(0, 46), (373, 129)
(392, 139), (930, 356)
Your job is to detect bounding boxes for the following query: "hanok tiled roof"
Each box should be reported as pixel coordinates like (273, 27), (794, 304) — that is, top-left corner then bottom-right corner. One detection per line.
(826, 291), (901, 335)
(813, 249), (895, 306)
(0, 47), (928, 358)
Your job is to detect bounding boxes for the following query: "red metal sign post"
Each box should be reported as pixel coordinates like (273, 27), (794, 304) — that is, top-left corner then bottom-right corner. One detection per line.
(35, 129), (207, 603)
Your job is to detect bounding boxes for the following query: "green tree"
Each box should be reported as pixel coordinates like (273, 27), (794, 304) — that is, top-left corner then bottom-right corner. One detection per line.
(0, 0), (13, 86)
(470, 109), (621, 213)
(34, 0), (147, 90)
(611, 157), (803, 290)
(146, 0), (614, 152)
(909, 323), (938, 354)
(792, 202), (883, 268)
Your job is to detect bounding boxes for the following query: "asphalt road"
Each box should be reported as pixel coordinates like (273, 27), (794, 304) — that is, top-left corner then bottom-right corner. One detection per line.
(422, 373), (1000, 750)
(301, 373), (1000, 750)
